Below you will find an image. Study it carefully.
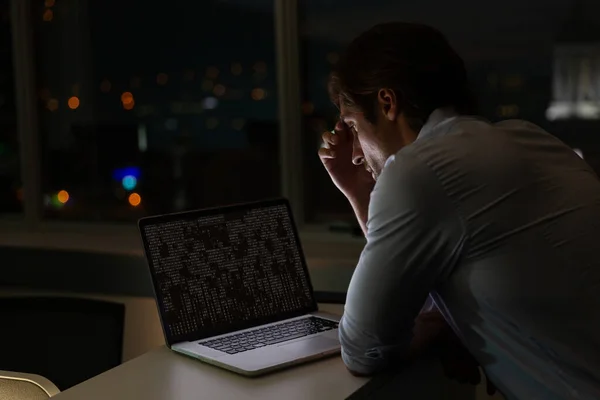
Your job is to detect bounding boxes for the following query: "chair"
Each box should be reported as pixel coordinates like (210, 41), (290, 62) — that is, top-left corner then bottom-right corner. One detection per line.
(0, 370), (60, 399)
(0, 296), (125, 391)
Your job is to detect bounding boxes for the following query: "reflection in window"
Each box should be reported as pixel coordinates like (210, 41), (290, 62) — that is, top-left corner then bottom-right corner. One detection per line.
(33, 0), (279, 221)
(547, 50), (600, 120)
(546, 1), (600, 121)
(496, 104), (520, 118)
(0, 0), (21, 214)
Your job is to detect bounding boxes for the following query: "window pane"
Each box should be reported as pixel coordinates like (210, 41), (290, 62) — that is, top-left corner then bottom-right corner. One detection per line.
(0, 0), (21, 214)
(34, 0), (278, 221)
(300, 0), (600, 224)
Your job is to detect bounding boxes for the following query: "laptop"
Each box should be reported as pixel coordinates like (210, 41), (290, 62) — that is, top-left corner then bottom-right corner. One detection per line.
(138, 198), (341, 376)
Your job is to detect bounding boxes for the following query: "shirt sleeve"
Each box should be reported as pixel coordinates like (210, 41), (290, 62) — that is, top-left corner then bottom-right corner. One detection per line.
(339, 151), (466, 375)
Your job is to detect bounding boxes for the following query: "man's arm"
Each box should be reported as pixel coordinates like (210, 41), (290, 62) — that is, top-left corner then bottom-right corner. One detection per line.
(346, 181), (450, 362)
(347, 188), (372, 236)
(339, 152), (466, 376)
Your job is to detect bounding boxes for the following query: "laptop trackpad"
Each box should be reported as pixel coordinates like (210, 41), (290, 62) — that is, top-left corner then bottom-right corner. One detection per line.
(277, 336), (340, 357)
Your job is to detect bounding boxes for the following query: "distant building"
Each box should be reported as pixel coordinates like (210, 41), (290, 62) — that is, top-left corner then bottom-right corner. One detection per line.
(547, 1), (600, 121)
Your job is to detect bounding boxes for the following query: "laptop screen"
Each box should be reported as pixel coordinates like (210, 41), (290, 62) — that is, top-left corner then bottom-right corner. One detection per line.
(139, 199), (317, 344)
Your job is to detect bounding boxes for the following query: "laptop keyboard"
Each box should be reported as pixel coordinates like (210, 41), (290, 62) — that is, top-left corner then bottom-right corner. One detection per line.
(200, 316), (339, 355)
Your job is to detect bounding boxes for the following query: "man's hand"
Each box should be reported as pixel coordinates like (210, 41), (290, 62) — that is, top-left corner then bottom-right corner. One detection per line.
(409, 310), (450, 359)
(411, 310), (497, 396)
(318, 121), (374, 201)
(438, 335), (481, 385)
(435, 323), (498, 396)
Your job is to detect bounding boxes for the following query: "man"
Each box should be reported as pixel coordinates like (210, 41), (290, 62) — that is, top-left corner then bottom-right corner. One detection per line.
(319, 22), (600, 400)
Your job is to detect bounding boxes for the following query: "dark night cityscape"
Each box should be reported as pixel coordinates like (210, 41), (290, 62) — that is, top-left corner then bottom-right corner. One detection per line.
(1, 0), (599, 225)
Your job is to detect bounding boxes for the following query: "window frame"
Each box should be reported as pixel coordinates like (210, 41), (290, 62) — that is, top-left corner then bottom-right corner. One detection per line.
(10, 0), (41, 228)
(3, 0), (365, 261)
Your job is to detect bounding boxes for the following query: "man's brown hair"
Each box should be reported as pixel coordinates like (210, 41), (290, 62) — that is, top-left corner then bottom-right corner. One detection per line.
(329, 22), (476, 132)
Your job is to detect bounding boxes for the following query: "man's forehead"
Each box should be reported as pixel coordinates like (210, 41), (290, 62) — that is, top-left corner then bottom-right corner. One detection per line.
(339, 102), (349, 116)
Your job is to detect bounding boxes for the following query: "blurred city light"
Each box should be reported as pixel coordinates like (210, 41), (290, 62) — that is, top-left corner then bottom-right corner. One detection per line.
(57, 190), (70, 204)
(122, 175), (137, 190)
(128, 193), (142, 207)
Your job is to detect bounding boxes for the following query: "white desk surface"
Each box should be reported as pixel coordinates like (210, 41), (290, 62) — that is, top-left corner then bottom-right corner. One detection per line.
(52, 345), (369, 400)
(51, 345), (480, 400)
(50, 301), (479, 400)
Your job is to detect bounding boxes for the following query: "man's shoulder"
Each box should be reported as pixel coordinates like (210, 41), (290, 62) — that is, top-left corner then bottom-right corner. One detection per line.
(450, 116), (552, 142)
(424, 115), (548, 140)
(370, 141), (463, 237)
(376, 149), (445, 207)
(407, 116), (555, 160)
(386, 116), (557, 194)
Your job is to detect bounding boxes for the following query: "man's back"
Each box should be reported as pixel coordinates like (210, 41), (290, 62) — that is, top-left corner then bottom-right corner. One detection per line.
(407, 112), (600, 399)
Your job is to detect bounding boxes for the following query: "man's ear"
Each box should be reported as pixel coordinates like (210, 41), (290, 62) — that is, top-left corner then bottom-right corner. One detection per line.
(377, 88), (398, 121)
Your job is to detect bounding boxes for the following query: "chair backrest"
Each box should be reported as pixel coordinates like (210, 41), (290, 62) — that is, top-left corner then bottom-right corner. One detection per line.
(0, 296), (125, 391)
(0, 370), (60, 400)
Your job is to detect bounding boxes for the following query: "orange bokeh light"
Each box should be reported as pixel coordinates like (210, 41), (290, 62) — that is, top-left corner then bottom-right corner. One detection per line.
(123, 100), (135, 110)
(128, 193), (141, 207)
(68, 96), (80, 110)
(42, 9), (53, 22)
(47, 98), (59, 111)
(251, 88), (266, 101)
(121, 91), (134, 104)
(57, 190), (69, 204)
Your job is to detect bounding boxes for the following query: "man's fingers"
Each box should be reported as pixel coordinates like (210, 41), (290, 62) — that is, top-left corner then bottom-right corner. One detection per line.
(321, 130), (339, 149)
(318, 147), (336, 160)
(334, 119), (353, 133)
(320, 119), (353, 150)
(469, 368), (482, 385)
(486, 378), (497, 395)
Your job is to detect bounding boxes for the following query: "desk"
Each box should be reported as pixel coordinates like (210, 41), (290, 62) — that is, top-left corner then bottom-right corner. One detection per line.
(50, 305), (475, 400)
(48, 302), (476, 399)
(51, 345), (477, 400)
(51, 303), (369, 399)
(0, 246), (477, 398)
(51, 346), (368, 400)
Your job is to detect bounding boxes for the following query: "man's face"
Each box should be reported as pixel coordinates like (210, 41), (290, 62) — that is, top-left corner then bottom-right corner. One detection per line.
(340, 102), (396, 180)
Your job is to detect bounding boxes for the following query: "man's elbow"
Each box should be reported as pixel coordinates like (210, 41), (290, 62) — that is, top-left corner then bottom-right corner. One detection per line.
(341, 348), (383, 377)
(346, 367), (373, 377)
(341, 345), (411, 377)
(338, 317), (411, 376)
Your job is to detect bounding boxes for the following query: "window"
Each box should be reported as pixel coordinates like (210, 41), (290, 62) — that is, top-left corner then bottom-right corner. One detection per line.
(298, 0), (373, 225)
(33, 0), (279, 221)
(0, 0), (21, 214)
(5, 0), (600, 258)
(302, 0), (482, 224)
(496, 104), (520, 118)
(298, 0), (566, 224)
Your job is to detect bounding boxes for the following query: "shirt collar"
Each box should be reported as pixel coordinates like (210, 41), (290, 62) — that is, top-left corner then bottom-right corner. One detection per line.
(416, 107), (460, 142)
(383, 107), (464, 169)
